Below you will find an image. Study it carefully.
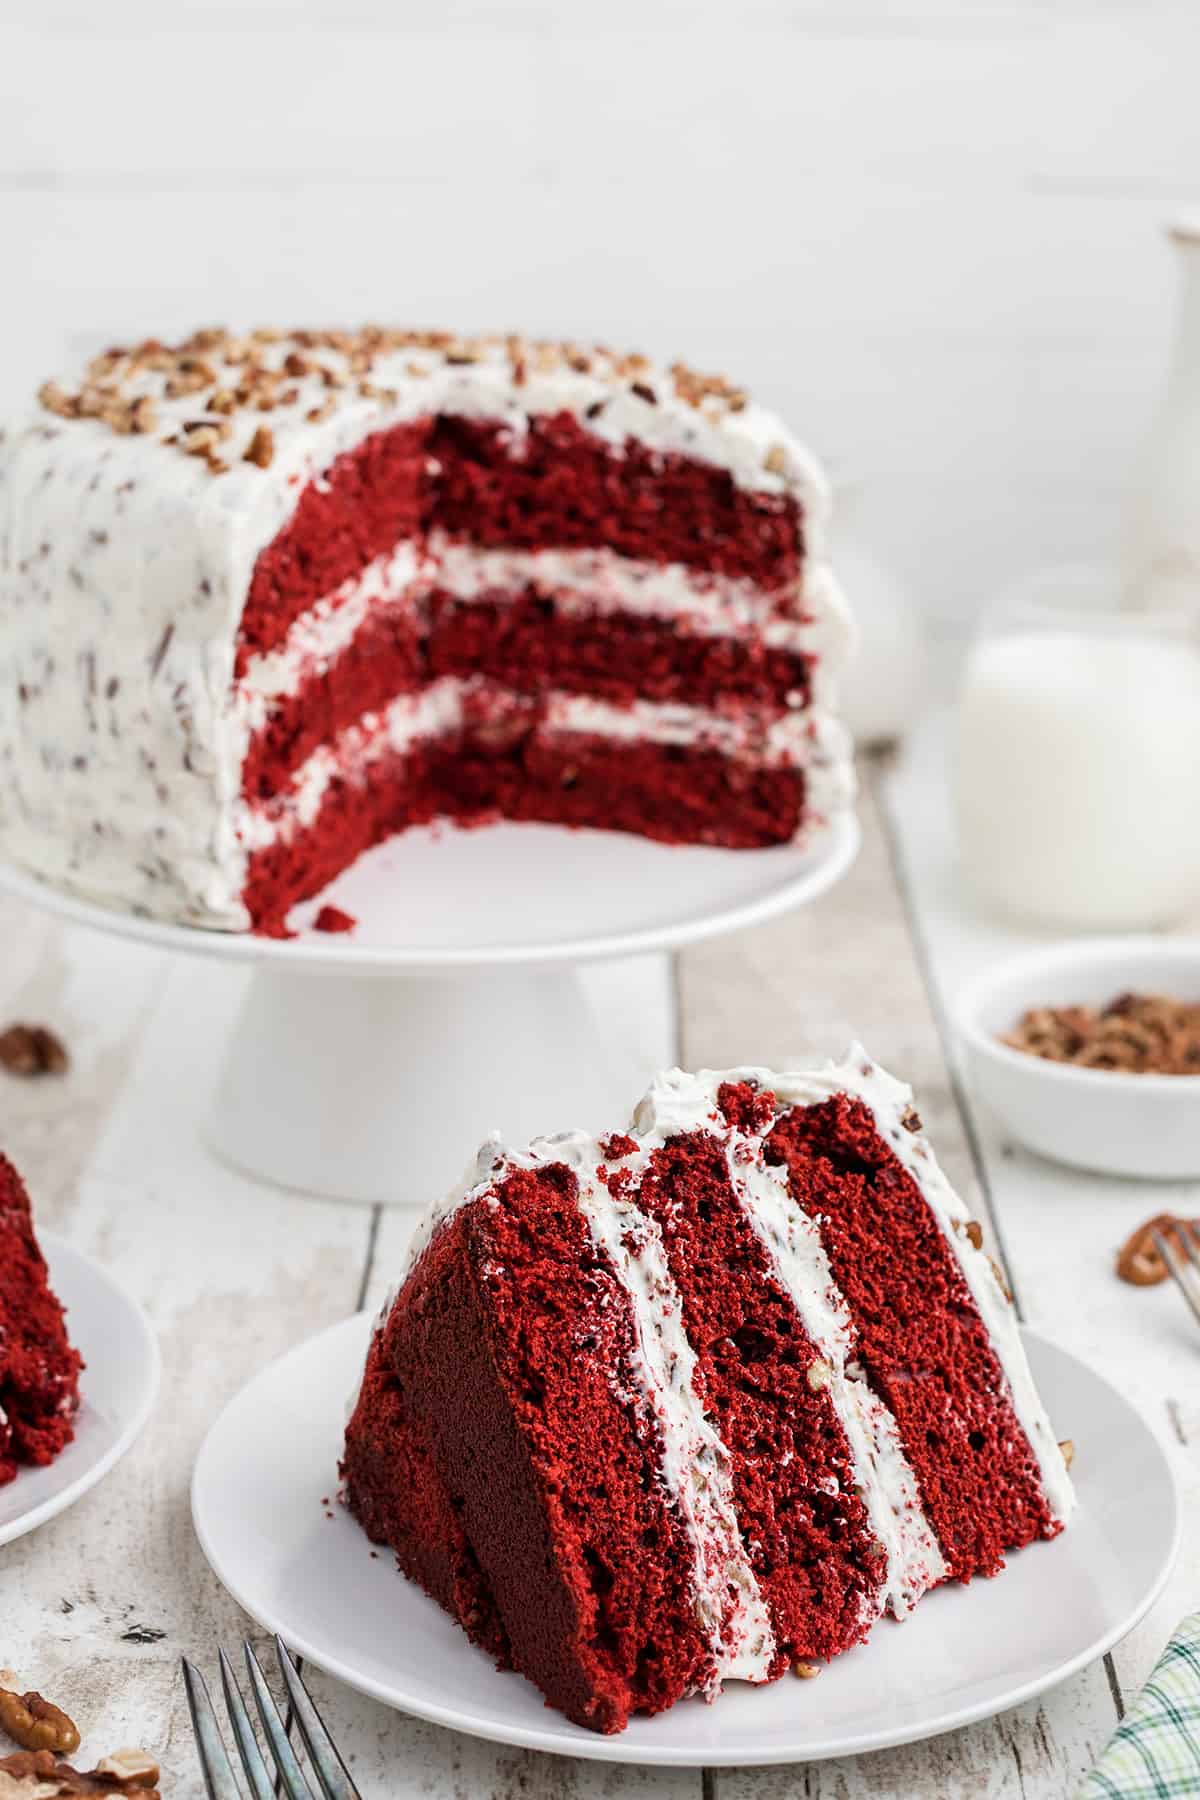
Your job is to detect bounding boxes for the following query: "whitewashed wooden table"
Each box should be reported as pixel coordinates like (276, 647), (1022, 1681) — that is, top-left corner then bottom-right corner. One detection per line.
(2, 717), (1196, 1798)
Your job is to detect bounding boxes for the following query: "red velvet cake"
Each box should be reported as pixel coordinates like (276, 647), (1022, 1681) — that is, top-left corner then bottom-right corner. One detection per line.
(342, 1049), (1075, 1733)
(0, 1155), (83, 1486)
(1, 330), (853, 934)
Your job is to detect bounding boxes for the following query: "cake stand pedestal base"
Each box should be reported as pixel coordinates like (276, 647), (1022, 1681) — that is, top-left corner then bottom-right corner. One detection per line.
(205, 956), (673, 1205)
(0, 815), (859, 1207)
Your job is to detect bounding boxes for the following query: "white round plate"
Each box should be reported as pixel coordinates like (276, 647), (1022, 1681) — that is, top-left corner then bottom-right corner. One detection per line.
(0, 1234), (161, 1548)
(192, 1311), (1179, 1766)
(0, 815), (858, 972)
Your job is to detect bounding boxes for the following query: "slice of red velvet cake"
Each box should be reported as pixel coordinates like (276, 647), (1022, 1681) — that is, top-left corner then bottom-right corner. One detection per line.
(342, 1049), (1075, 1734)
(0, 1155), (83, 1485)
(0, 330), (854, 935)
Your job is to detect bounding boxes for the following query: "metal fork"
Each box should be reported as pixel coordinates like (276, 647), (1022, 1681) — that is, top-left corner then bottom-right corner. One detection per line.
(1154, 1218), (1200, 1332)
(182, 1637), (361, 1800)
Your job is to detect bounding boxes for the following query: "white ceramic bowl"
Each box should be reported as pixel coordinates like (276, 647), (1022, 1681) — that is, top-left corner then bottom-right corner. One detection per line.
(954, 937), (1200, 1179)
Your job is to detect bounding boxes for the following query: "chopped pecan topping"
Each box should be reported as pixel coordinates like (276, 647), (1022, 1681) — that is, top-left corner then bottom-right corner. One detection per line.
(127, 397), (158, 435)
(988, 1256), (1013, 1303)
(243, 425), (275, 469)
(37, 382), (79, 420)
(33, 328), (770, 476)
(1001, 993), (1200, 1075)
(179, 423), (223, 457)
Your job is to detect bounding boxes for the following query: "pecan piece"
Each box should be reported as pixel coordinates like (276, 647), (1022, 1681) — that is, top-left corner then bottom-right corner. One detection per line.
(243, 425), (275, 469)
(0, 1749), (159, 1795)
(1116, 1212), (1200, 1286)
(0, 1024), (69, 1078)
(0, 1681), (80, 1755)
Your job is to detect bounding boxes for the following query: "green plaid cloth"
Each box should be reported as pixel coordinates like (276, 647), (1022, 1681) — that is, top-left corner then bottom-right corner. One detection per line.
(1080, 1615), (1200, 1798)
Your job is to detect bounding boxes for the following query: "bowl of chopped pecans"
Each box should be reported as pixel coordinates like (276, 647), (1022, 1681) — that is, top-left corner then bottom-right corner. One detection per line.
(954, 937), (1200, 1178)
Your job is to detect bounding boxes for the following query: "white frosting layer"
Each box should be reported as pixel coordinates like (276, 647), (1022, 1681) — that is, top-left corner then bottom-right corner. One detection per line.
(237, 675), (855, 853)
(727, 1152), (946, 1620)
(233, 538), (855, 737)
(387, 1048), (1074, 1686)
(428, 540), (855, 673)
(526, 1135), (776, 1689)
(235, 541), (424, 721)
(0, 335), (849, 928)
(633, 1051), (1076, 1528)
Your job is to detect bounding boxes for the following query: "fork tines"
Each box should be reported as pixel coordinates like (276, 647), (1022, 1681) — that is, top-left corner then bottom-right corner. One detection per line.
(1153, 1218), (1200, 1331)
(182, 1637), (361, 1800)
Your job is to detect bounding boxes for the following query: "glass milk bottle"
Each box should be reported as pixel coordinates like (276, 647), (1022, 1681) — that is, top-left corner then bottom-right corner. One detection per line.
(1125, 218), (1200, 611)
(954, 590), (1200, 930)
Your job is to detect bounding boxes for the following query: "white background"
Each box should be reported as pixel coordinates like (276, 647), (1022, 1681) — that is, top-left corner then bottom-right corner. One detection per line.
(1, 0), (1197, 642)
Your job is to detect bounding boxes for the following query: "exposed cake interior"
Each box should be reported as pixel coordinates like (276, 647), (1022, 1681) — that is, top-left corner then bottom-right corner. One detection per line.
(233, 412), (848, 934)
(0, 1154), (83, 1485)
(342, 1050), (1074, 1734)
(766, 1093), (1056, 1575)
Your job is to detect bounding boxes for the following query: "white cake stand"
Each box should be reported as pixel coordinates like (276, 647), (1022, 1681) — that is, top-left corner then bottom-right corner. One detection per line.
(0, 817), (858, 1204)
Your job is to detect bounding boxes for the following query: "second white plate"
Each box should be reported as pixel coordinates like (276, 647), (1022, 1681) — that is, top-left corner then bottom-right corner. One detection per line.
(191, 1311), (1179, 1765)
(0, 1234), (161, 1548)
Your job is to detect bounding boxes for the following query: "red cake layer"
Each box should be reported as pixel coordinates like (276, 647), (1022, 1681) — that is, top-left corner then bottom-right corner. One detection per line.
(428, 416), (802, 585)
(344, 1163), (713, 1732)
(765, 1095), (1056, 1576)
(0, 1155), (83, 1486)
(342, 1306), (509, 1664)
(239, 412), (804, 667)
(617, 1105), (885, 1664)
(426, 593), (811, 712)
(241, 602), (423, 801)
(243, 733), (806, 934)
(241, 594), (811, 802)
(238, 420), (428, 674)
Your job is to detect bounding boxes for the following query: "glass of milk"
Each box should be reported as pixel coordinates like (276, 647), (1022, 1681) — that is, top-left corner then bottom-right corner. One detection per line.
(955, 571), (1200, 929)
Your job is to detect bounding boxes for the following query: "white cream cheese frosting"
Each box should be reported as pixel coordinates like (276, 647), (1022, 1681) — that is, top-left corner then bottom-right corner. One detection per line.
(0, 329), (853, 930)
(524, 1134), (777, 1690)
